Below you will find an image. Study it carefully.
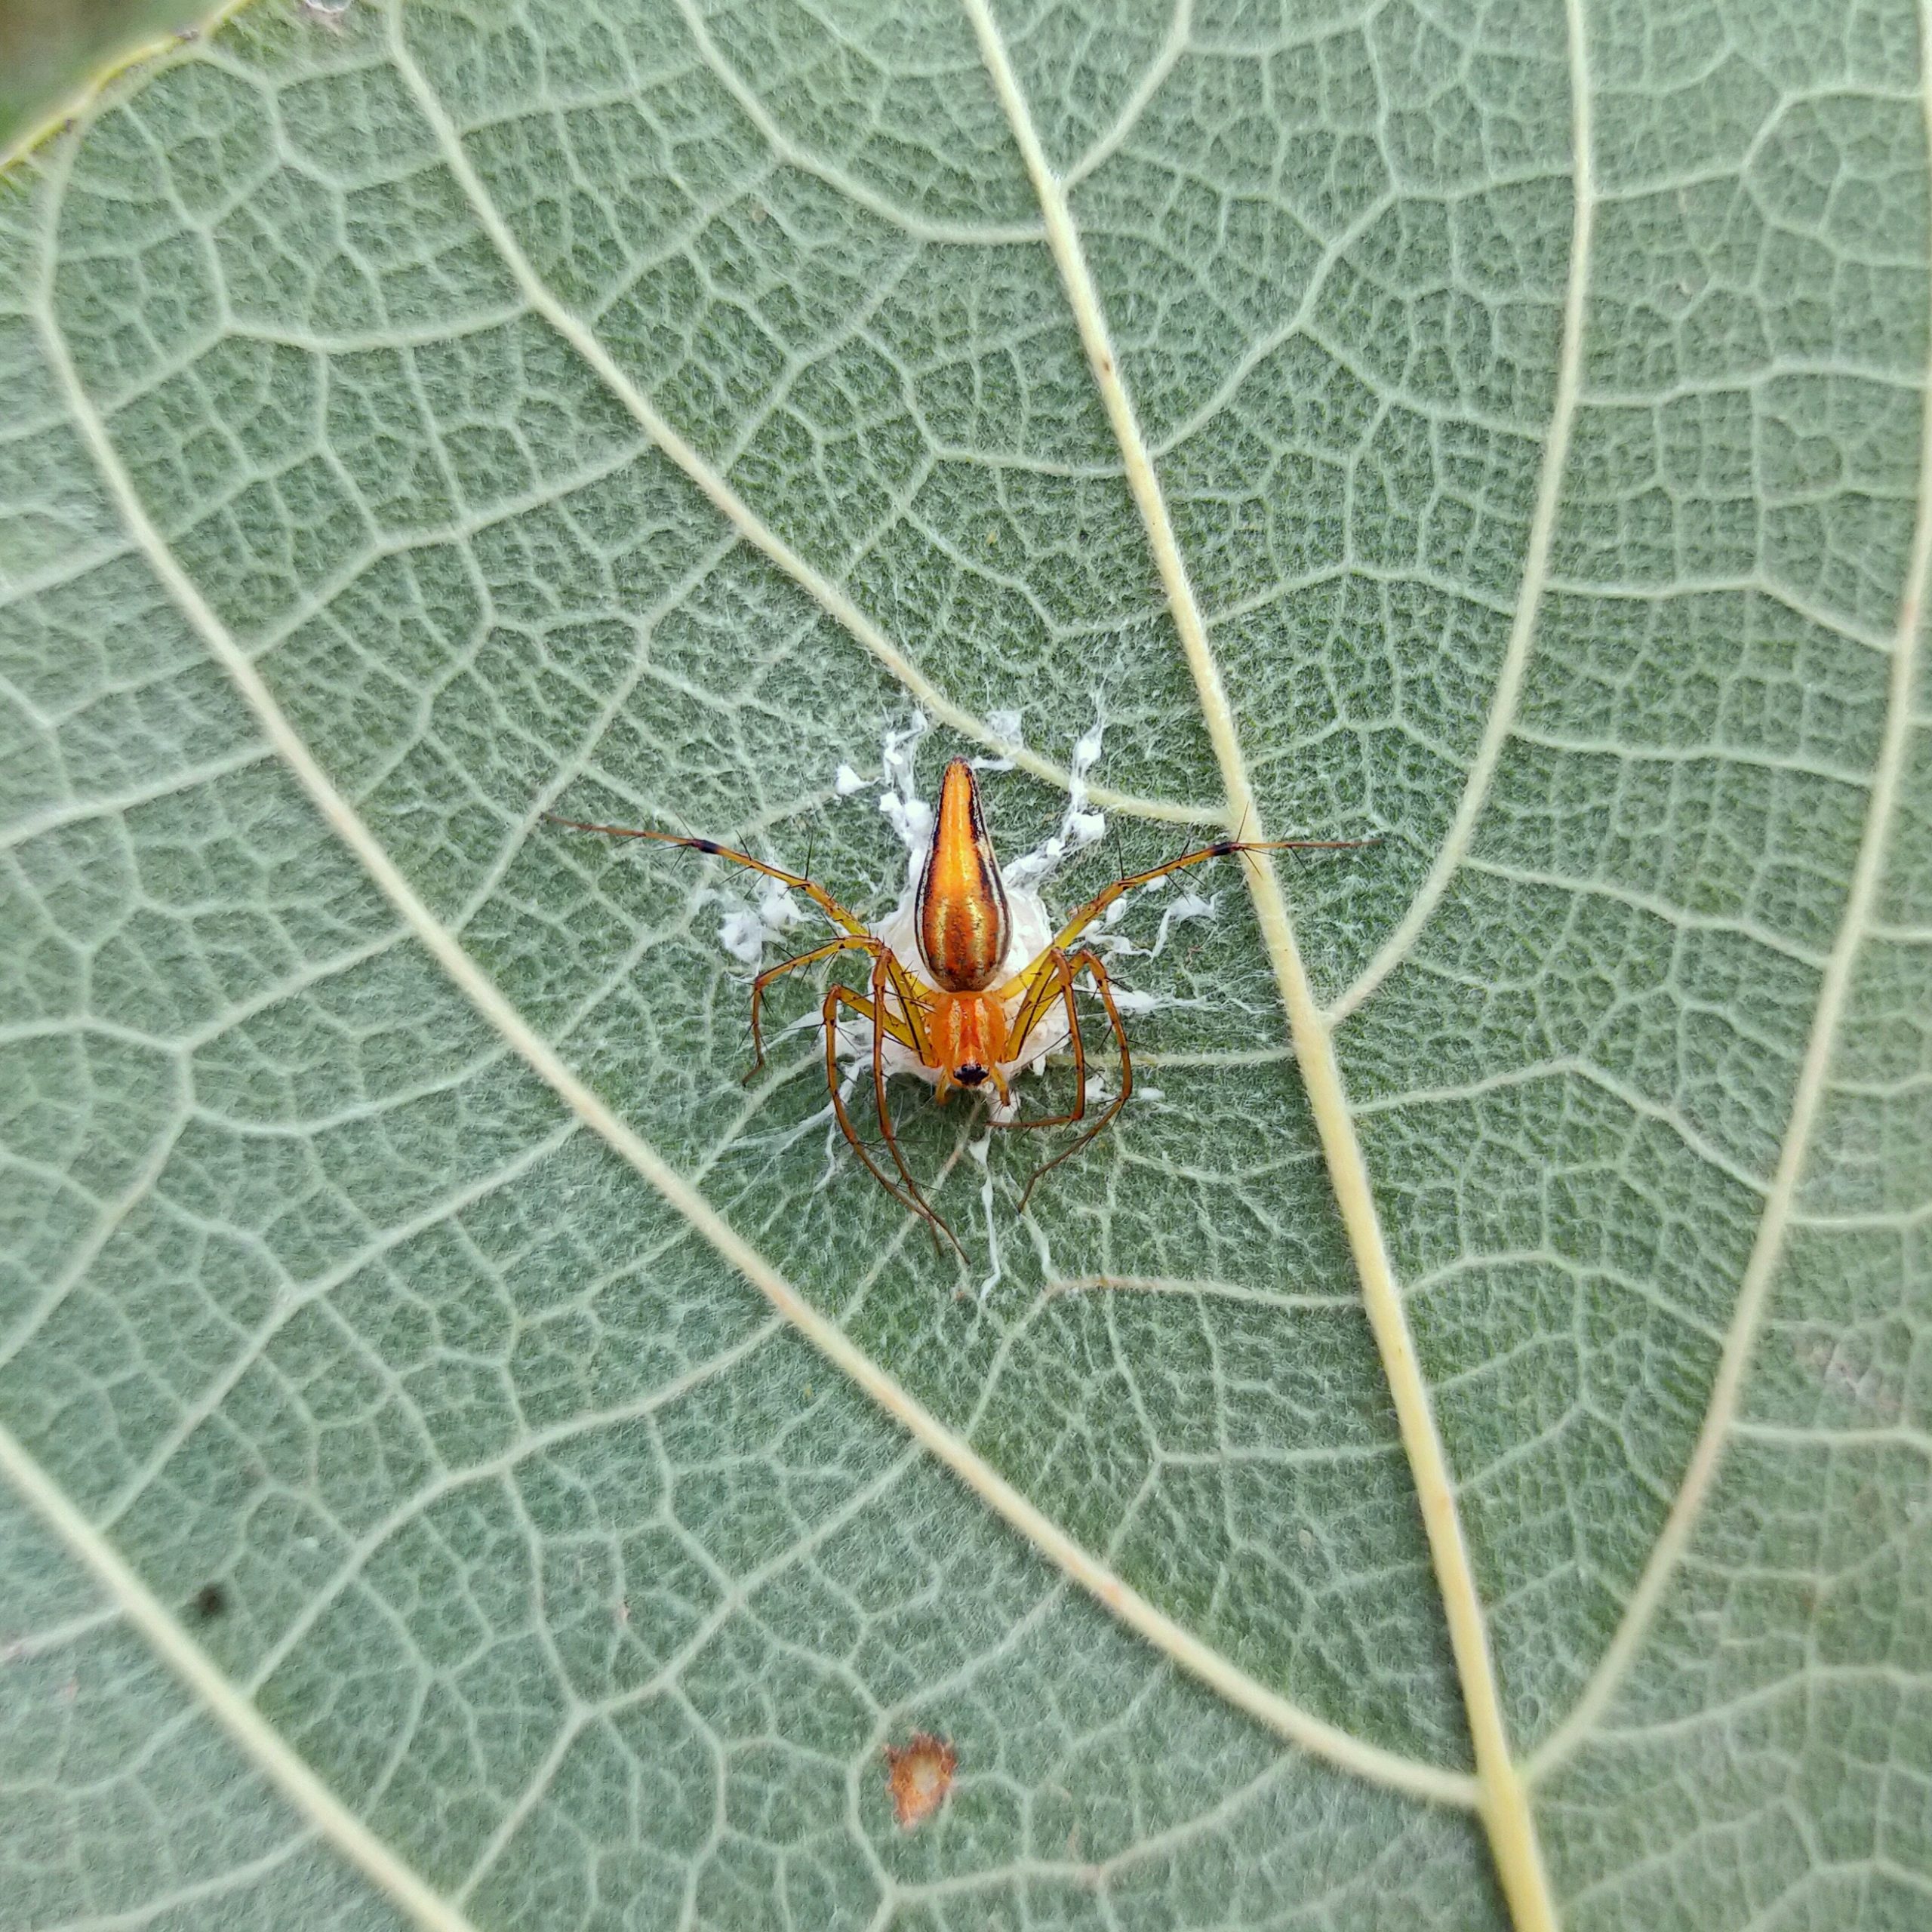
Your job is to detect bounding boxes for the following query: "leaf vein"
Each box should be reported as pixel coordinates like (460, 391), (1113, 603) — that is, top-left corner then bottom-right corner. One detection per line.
(1527, 10), (1932, 1778)
(382, 1), (1198, 823)
(959, 0), (1551, 1908)
(1327, 24), (1598, 1032)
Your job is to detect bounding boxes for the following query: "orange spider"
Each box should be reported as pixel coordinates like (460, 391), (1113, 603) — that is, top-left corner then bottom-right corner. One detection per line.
(548, 759), (1370, 1253)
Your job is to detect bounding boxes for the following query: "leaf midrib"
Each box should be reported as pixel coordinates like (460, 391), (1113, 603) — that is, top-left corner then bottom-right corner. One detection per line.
(956, 4), (1560, 1924)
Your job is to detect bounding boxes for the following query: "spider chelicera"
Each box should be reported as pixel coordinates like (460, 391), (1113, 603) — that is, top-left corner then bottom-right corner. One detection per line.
(549, 758), (1370, 1254)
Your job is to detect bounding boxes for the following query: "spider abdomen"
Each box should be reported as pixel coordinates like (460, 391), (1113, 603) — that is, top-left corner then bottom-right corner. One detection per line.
(916, 758), (1011, 992)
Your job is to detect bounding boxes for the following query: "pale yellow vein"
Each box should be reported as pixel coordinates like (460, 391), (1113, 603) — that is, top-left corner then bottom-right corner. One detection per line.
(1529, 5), (1932, 1780)
(961, 0), (1561, 1921)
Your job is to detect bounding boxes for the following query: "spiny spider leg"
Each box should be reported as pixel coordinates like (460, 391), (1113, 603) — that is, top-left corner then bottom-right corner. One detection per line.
(1015, 832), (1380, 967)
(992, 949), (1089, 1134)
(748, 934), (894, 1076)
(551, 811), (958, 1244)
(1017, 947), (1133, 1212)
(823, 982), (961, 1258)
(542, 814), (871, 937)
(868, 946), (958, 1256)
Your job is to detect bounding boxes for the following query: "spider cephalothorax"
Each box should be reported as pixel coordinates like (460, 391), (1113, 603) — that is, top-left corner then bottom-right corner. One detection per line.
(549, 755), (1370, 1252)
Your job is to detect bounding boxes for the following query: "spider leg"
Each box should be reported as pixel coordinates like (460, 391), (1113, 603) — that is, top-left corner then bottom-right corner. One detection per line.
(869, 949), (960, 1257)
(823, 983), (961, 1257)
(879, 953), (937, 1067)
(995, 831), (1380, 977)
(748, 934), (894, 1075)
(1018, 948), (1133, 1212)
(544, 814), (871, 937)
(1002, 940), (1069, 1069)
(992, 949), (1089, 1134)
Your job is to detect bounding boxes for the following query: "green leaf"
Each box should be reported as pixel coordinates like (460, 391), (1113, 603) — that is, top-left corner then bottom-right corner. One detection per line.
(2, 1), (1926, 1927)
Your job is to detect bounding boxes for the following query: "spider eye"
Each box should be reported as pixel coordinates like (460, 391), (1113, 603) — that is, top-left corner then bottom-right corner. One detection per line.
(955, 1063), (989, 1087)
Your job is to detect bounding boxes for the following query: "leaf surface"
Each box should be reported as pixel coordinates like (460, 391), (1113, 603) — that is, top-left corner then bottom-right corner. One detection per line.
(2, 1), (1927, 1927)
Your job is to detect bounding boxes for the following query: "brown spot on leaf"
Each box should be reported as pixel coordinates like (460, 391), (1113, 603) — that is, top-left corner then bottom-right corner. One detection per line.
(883, 1730), (956, 1829)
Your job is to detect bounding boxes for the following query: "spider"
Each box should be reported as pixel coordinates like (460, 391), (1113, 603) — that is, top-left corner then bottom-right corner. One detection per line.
(548, 758), (1371, 1254)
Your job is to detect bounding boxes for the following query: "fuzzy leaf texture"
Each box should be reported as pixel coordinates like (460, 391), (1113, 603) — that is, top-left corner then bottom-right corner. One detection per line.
(2, 1), (1928, 1928)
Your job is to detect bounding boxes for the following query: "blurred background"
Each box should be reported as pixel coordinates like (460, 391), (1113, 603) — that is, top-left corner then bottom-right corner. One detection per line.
(2, 0), (211, 152)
